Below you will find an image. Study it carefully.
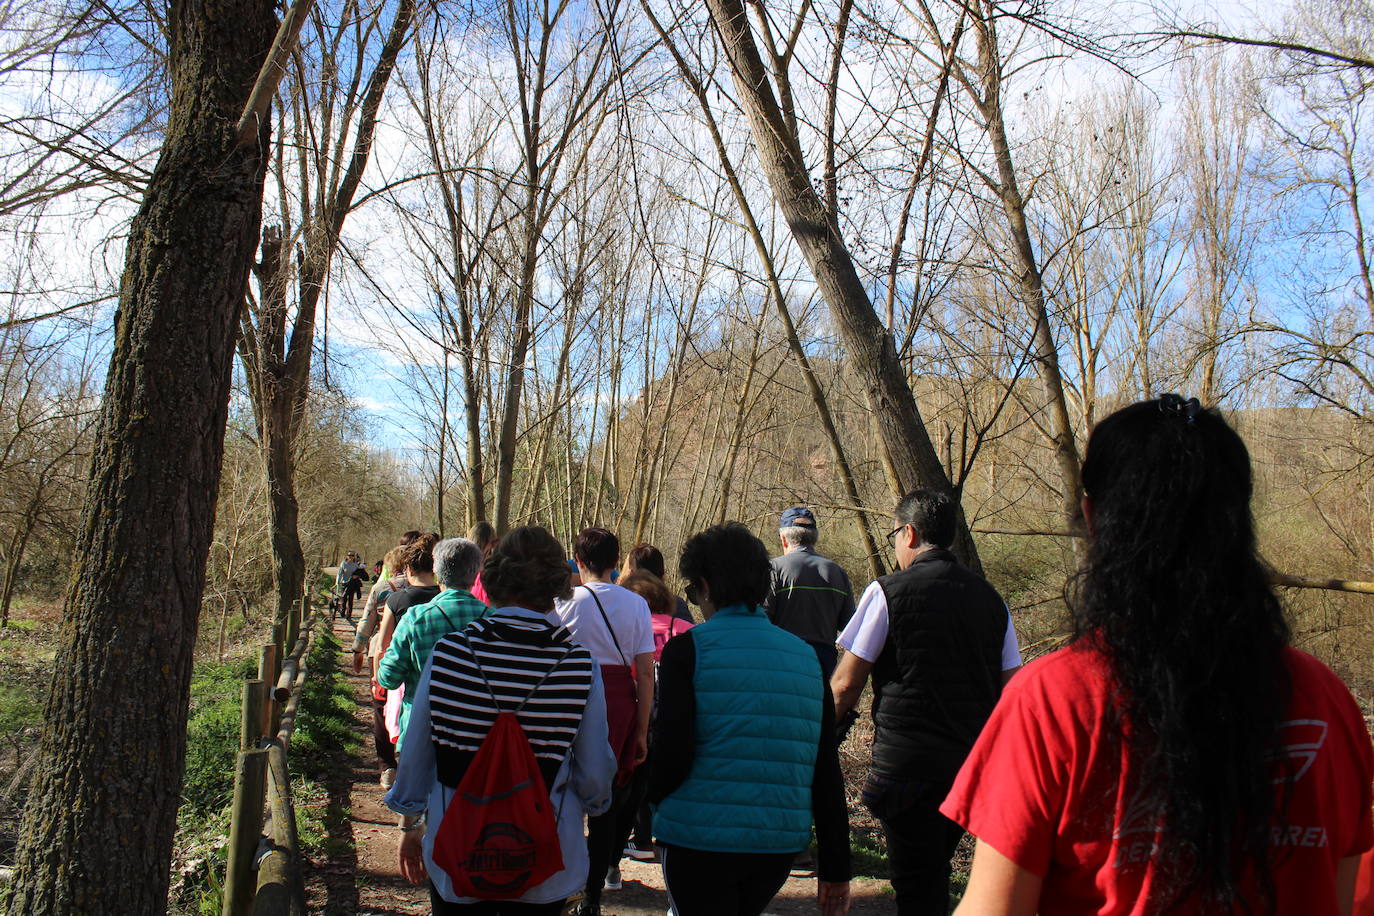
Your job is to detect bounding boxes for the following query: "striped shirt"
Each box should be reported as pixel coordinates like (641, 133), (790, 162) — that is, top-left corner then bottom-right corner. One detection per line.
(427, 611), (594, 785)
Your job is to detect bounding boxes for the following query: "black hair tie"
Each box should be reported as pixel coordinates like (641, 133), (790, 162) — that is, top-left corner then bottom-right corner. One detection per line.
(1157, 393), (1202, 423)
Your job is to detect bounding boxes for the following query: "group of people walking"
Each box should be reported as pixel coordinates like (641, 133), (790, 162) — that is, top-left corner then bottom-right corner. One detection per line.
(342, 396), (1372, 916)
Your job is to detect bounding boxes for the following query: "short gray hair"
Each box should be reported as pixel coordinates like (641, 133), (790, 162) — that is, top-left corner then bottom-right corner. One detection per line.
(779, 525), (817, 548)
(434, 537), (482, 590)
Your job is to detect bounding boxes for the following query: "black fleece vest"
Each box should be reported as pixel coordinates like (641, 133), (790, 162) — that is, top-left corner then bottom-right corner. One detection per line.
(871, 548), (1007, 784)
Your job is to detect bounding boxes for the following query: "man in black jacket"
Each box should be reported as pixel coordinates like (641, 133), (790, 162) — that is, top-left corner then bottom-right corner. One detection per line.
(831, 490), (1022, 915)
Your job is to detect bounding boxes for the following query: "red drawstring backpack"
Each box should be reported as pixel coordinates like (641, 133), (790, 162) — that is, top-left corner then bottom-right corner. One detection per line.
(431, 635), (573, 899)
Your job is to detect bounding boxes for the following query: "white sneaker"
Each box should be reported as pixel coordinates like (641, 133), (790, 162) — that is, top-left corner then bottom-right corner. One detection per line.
(603, 866), (622, 890)
(623, 842), (655, 861)
(380, 767), (396, 789)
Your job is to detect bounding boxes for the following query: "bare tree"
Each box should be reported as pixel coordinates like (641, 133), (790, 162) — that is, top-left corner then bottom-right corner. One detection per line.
(693, 0), (983, 567)
(1176, 54), (1263, 405)
(238, 0), (417, 632)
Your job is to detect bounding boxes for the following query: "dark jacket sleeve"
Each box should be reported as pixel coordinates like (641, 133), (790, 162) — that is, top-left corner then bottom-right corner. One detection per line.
(813, 677), (851, 882)
(648, 630), (696, 805)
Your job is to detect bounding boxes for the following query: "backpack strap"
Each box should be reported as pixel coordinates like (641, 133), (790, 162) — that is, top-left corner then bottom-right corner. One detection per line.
(458, 630), (576, 714)
(581, 584), (628, 666)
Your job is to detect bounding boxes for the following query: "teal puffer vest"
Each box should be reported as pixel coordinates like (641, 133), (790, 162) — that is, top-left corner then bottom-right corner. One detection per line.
(653, 603), (823, 853)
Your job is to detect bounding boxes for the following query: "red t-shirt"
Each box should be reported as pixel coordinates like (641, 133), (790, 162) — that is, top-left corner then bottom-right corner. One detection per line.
(941, 645), (1373, 915)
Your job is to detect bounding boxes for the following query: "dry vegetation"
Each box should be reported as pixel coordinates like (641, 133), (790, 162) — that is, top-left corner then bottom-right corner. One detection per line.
(0, 0), (1370, 906)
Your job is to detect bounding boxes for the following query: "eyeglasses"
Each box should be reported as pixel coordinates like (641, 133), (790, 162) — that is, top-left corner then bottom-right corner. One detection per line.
(886, 525), (908, 547)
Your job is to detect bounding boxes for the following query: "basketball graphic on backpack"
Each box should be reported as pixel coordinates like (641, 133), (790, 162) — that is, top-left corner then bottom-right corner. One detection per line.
(463, 821), (540, 893)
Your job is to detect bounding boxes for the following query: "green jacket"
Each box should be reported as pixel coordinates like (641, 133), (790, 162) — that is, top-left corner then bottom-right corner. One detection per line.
(378, 588), (487, 748)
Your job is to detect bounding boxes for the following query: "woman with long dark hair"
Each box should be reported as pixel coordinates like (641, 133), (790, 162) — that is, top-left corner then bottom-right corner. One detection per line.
(942, 396), (1372, 914)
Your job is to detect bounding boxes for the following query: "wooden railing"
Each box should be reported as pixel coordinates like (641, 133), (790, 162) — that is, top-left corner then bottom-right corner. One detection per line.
(222, 585), (320, 916)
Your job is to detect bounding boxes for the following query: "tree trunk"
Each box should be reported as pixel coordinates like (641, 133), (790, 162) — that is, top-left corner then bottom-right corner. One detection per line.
(7, 0), (276, 908)
(640, 1), (885, 577)
(241, 0), (416, 627)
(265, 396), (305, 641)
(0, 518), (33, 628)
(970, 1), (1084, 534)
(702, 0), (980, 568)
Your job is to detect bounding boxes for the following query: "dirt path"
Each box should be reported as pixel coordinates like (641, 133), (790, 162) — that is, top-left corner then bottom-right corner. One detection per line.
(311, 616), (895, 915)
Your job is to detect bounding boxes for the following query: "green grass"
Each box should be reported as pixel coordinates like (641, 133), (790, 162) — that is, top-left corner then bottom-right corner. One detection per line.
(0, 684), (42, 738)
(171, 613), (357, 914)
(170, 655), (257, 915)
(288, 622), (359, 856)
(849, 830), (890, 878)
(182, 657), (257, 819)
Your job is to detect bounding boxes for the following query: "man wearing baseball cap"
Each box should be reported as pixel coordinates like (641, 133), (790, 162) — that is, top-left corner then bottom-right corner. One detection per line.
(764, 505), (855, 679)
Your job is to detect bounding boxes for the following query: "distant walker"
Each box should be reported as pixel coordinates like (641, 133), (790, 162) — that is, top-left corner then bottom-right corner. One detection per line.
(764, 506), (855, 679)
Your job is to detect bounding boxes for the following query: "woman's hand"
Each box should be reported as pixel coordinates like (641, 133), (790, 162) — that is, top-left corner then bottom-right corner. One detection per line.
(398, 829), (427, 884)
(818, 879), (850, 916)
(633, 728), (649, 765)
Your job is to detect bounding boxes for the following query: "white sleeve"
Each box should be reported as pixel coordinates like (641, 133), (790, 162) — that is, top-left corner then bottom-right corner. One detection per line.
(1001, 605), (1023, 670)
(632, 595), (655, 657)
(837, 581), (888, 663)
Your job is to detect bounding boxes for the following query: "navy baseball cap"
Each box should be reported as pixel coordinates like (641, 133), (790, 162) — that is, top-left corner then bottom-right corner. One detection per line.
(780, 506), (816, 528)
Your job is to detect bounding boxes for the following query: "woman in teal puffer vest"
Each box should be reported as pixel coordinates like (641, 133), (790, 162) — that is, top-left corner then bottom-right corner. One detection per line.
(649, 522), (851, 916)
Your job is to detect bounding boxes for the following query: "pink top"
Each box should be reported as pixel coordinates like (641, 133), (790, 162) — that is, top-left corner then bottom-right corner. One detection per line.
(651, 613), (694, 662)
(470, 573), (490, 606)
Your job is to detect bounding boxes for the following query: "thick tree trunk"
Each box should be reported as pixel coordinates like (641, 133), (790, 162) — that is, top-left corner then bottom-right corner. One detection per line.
(266, 402), (306, 634)
(7, 0), (276, 909)
(702, 0), (980, 568)
(243, 230), (308, 634)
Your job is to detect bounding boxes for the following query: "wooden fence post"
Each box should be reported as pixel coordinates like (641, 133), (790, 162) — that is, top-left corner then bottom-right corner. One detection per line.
(240, 680), (268, 751)
(222, 747), (269, 916)
(258, 644), (280, 735)
(258, 643), (278, 685)
(255, 741), (306, 915)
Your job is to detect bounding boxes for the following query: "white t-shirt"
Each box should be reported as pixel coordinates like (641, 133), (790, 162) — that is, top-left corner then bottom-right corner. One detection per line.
(554, 581), (655, 666)
(838, 581), (1023, 671)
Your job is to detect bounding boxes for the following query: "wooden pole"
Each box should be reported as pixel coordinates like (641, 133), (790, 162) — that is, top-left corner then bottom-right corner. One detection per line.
(1270, 572), (1374, 595)
(255, 742), (305, 915)
(240, 680), (268, 751)
(258, 644), (278, 684)
(284, 602), (298, 654)
(222, 748), (269, 916)
(274, 658), (299, 703)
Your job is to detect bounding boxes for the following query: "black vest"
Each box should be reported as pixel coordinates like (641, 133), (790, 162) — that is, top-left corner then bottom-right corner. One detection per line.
(871, 548), (1007, 784)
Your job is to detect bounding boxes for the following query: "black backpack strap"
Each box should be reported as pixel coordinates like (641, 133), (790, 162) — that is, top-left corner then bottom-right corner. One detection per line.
(458, 630), (576, 714)
(582, 584), (628, 666)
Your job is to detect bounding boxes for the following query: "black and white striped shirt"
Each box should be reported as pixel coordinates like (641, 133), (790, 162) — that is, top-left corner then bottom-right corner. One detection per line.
(428, 611), (594, 785)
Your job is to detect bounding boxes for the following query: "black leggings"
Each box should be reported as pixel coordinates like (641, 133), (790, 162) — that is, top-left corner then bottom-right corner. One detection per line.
(427, 885), (564, 914)
(584, 778), (635, 906)
(660, 844), (794, 916)
(371, 694), (396, 770)
(611, 749), (653, 861)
